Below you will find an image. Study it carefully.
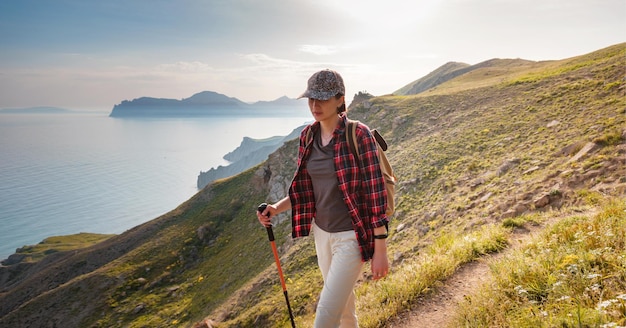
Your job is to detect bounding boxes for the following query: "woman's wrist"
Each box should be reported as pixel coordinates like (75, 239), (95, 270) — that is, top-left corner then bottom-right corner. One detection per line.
(373, 233), (388, 239)
(374, 238), (387, 248)
(373, 225), (388, 239)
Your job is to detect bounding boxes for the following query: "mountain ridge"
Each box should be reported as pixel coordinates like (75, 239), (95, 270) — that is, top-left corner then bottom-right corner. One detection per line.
(394, 57), (550, 97)
(394, 61), (470, 95)
(109, 91), (303, 117)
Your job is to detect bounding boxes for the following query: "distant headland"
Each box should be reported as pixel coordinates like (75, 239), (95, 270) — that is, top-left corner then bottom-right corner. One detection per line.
(109, 91), (304, 117)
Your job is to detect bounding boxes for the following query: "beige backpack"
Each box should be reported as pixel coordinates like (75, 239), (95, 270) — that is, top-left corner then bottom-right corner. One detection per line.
(346, 121), (396, 217)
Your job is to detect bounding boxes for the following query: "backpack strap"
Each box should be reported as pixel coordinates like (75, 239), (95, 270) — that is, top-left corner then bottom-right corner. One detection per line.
(372, 130), (388, 151)
(305, 126), (316, 147)
(346, 120), (360, 159)
(347, 120), (388, 156)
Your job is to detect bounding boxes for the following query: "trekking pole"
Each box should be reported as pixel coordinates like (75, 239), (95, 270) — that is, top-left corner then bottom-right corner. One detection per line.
(258, 203), (296, 328)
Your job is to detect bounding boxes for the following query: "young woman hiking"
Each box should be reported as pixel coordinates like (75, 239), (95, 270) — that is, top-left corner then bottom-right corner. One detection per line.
(257, 69), (389, 328)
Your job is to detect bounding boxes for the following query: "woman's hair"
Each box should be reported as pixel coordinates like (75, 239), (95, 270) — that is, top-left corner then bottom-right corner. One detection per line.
(336, 93), (346, 113)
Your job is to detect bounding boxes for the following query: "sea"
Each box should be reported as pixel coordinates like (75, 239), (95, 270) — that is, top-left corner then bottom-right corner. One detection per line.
(0, 110), (311, 261)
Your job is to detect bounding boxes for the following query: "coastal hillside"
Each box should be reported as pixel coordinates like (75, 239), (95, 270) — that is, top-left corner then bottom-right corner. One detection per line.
(0, 43), (624, 327)
(197, 124), (307, 189)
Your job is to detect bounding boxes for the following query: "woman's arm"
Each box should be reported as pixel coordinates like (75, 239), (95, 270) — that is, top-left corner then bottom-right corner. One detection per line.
(256, 196), (291, 227)
(355, 125), (388, 227)
(355, 123), (390, 278)
(371, 235), (389, 280)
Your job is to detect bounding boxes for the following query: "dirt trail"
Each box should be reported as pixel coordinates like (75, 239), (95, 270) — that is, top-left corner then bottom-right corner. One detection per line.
(386, 224), (543, 328)
(387, 256), (497, 328)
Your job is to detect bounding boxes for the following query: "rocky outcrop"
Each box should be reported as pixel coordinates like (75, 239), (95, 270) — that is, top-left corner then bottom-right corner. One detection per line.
(497, 142), (625, 220)
(247, 137), (301, 225)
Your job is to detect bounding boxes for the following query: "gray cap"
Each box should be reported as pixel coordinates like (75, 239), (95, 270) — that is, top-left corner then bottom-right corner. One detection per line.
(298, 69), (345, 100)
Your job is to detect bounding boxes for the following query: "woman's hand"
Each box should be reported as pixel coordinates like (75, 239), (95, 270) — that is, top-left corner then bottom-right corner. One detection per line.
(371, 239), (389, 280)
(256, 203), (276, 227)
(256, 197), (291, 227)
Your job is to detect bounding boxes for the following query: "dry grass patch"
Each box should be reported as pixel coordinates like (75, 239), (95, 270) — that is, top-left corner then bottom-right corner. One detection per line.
(452, 199), (626, 327)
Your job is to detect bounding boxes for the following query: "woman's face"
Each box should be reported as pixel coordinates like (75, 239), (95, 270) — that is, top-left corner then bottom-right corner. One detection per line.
(308, 96), (344, 122)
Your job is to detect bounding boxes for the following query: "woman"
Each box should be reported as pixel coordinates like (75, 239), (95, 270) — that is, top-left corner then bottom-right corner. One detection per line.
(257, 69), (389, 328)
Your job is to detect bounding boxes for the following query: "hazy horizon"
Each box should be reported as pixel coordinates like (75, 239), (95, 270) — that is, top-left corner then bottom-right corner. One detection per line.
(1, 0), (624, 111)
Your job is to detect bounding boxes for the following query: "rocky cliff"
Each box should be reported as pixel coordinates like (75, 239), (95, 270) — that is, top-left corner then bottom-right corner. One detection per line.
(197, 125), (306, 189)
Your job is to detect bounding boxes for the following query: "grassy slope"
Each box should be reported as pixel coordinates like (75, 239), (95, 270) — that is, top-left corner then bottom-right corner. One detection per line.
(0, 43), (623, 328)
(452, 199), (625, 327)
(9, 233), (115, 263)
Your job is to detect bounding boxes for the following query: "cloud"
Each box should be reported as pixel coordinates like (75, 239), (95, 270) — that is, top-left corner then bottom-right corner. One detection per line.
(298, 45), (339, 55)
(156, 61), (215, 73)
(239, 53), (356, 71)
(238, 53), (302, 68)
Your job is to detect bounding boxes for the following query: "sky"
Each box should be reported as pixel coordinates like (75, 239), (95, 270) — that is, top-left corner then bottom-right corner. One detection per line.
(0, 0), (624, 111)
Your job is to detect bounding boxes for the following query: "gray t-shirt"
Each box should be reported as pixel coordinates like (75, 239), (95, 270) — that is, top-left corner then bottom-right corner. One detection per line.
(306, 132), (353, 232)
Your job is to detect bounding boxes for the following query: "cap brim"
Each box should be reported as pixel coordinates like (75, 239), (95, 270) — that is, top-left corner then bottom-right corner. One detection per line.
(298, 90), (334, 100)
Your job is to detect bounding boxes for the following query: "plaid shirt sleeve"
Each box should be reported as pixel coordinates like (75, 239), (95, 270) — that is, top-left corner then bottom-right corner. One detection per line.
(289, 124), (316, 238)
(353, 123), (388, 228)
(334, 116), (388, 261)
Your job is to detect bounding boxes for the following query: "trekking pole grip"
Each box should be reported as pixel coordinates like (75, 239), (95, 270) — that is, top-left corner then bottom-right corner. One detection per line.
(258, 203), (275, 241)
(266, 226), (275, 241)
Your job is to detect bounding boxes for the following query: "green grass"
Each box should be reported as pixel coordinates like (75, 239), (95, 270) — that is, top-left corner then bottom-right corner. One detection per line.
(452, 199), (626, 327)
(14, 232), (115, 262)
(91, 169), (285, 327)
(355, 224), (510, 328)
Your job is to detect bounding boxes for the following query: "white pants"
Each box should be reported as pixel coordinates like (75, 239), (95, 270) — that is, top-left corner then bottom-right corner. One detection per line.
(313, 222), (364, 328)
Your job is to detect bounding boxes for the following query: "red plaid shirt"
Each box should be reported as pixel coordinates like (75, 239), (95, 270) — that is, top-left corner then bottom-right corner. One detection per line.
(288, 113), (388, 262)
